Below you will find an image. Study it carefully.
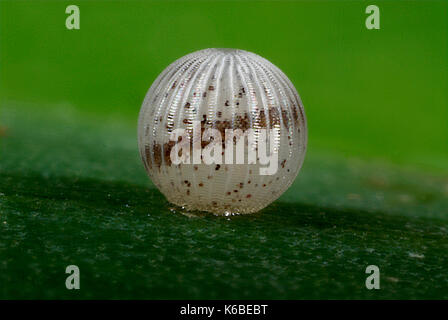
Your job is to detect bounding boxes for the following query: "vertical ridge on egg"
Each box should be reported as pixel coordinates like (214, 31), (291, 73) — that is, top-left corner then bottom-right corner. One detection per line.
(138, 48), (307, 215)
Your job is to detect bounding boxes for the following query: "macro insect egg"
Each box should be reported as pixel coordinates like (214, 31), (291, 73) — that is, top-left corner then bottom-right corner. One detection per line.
(138, 48), (307, 215)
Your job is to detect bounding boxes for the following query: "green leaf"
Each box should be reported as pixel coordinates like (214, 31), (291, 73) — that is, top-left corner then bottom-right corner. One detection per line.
(1, 104), (447, 299)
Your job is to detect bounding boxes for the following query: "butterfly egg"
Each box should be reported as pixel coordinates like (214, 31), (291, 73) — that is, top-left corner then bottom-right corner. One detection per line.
(138, 48), (307, 215)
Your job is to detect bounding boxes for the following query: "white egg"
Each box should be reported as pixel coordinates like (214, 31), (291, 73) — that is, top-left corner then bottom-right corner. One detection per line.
(138, 48), (307, 215)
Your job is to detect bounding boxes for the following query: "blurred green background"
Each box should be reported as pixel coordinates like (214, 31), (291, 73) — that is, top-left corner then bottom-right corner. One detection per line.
(0, 0), (447, 299)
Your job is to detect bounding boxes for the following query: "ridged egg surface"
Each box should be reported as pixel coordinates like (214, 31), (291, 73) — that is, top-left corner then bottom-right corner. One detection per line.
(138, 48), (307, 215)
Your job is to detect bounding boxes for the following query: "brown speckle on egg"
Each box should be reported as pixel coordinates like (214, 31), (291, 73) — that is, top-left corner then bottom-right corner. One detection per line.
(281, 159), (287, 168)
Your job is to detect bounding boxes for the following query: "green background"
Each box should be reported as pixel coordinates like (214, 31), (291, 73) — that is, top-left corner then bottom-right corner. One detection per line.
(0, 0), (447, 299)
